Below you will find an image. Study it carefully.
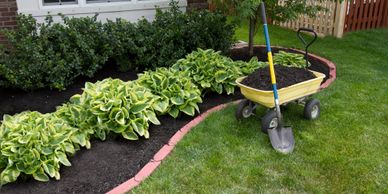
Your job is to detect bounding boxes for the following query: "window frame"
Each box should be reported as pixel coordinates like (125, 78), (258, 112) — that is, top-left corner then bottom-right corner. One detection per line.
(43, 0), (79, 6)
(85, 0), (130, 4)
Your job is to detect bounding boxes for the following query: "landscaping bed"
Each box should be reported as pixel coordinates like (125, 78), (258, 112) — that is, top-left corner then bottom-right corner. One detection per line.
(0, 65), (242, 193)
(0, 60), (136, 118)
(241, 65), (316, 90)
(0, 46), (335, 193)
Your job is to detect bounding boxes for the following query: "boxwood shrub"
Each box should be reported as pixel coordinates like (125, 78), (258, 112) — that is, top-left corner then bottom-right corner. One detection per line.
(0, 15), (110, 90)
(133, 1), (235, 69)
(0, 1), (234, 91)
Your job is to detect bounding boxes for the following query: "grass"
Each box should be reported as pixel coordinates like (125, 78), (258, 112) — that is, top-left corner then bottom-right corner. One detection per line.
(130, 25), (388, 193)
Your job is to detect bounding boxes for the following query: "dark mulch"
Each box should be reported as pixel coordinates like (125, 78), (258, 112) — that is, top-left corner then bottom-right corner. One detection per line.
(228, 46), (331, 83)
(0, 92), (242, 194)
(0, 46), (329, 194)
(0, 60), (243, 194)
(241, 65), (316, 90)
(0, 60), (137, 118)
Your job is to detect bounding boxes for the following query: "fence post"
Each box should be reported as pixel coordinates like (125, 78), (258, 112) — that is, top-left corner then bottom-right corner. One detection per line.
(384, 0), (388, 27)
(333, 0), (347, 38)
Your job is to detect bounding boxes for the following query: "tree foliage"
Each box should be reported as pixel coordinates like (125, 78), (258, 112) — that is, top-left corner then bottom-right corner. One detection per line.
(208, 0), (330, 56)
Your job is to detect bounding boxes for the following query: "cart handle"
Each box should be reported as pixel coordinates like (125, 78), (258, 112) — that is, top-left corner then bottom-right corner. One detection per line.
(297, 28), (317, 67)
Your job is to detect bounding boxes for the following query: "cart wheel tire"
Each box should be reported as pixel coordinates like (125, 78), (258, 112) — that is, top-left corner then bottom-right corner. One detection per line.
(304, 99), (320, 120)
(236, 99), (254, 120)
(261, 110), (278, 134)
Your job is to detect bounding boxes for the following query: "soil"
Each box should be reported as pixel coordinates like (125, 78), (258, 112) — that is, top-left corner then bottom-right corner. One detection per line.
(228, 46), (331, 83)
(0, 46), (330, 194)
(0, 60), (243, 194)
(241, 65), (316, 90)
(0, 59), (137, 118)
(0, 92), (242, 194)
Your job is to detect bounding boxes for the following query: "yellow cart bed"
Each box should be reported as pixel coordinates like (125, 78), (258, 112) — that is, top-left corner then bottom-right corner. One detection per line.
(235, 70), (326, 133)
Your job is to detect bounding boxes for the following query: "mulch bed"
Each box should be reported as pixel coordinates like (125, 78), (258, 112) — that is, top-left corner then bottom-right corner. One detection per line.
(241, 65), (316, 90)
(0, 61), (242, 194)
(0, 60), (136, 118)
(0, 46), (331, 193)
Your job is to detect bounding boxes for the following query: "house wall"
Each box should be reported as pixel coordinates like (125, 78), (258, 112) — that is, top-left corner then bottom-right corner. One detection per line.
(15, 0), (187, 23)
(0, 0), (18, 45)
(0, 0), (207, 45)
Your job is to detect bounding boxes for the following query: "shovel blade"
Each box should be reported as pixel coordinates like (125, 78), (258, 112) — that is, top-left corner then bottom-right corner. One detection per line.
(267, 126), (295, 154)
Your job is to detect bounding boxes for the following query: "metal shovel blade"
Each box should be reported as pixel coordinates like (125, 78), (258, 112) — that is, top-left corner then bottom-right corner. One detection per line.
(267, 126), (295, 154)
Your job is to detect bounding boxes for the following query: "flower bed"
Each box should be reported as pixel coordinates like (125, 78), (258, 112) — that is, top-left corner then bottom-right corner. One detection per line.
(0, 47), (336, 193)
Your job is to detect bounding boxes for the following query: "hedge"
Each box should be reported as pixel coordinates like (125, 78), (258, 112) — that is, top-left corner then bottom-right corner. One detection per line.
(0, 1), (235, 91)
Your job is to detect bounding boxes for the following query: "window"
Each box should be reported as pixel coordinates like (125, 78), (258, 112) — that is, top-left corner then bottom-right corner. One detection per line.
(43, 0), (78, 5)
(86, 0), (130, 3)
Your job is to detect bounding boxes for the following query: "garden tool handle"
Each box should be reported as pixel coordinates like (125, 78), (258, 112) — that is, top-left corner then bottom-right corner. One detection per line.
(260, 2), (271, 52)
(297, 28), (317, 67)
(297, 28), (317, 49)
(260, 3), (268, 25)
(260, 2), (283, 123)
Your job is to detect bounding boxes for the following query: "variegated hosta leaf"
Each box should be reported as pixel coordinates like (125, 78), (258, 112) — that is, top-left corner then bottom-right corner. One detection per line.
(171, 48), (266, 95)
(57, 78), (160, 142)
(0, 111), (82, 185)
(135, 68), (202, 117)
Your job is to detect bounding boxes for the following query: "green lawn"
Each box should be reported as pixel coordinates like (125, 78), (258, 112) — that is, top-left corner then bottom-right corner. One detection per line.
(130, 25), (388, 193)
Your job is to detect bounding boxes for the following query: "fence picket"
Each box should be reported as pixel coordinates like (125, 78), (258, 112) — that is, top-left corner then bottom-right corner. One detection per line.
(384, 0), (388, 27)
(367, 0), (375, 29)
(276, 0), (387, 37)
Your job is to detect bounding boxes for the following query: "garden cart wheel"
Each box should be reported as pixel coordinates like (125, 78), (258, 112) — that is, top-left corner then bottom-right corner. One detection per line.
(304, 99), (320, 120)
(261, 110), (278, 134)
(236, 99), (255, 120)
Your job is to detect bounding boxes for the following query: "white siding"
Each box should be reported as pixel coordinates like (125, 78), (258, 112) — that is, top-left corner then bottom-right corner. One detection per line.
(16, 0), (187, 23)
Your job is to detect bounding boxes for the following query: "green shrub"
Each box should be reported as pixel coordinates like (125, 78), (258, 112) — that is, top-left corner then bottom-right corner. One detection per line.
(103, 18), (140, 71)
(131, 1), (235, 70)
(60, 14), (110, 77)
(274, 51), (310, 68)
(56, 79), (160, 141)
(135, 68), (202, 118)
(0, 111), (89, 185)
(0, 1), (234, 90)
(0, 14), (109, 90)
(182, 10), (235, 57)
(172, 49), (265, 94)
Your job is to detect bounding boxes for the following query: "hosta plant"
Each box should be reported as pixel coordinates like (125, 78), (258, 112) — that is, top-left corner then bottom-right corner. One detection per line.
(235, 56), (268, 75)
(172, 49), (264, 95)
(57, 78), (160, 141)
(0, 111), (87, 185)
(273, 51), (310, 68)
(135, 68), (202, 118)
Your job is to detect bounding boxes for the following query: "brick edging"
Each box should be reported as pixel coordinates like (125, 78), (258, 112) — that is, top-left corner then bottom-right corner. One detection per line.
(106, 100), (241, 194)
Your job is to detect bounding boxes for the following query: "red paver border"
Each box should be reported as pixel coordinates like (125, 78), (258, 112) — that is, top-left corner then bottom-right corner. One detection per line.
(106, 100), (240, 194)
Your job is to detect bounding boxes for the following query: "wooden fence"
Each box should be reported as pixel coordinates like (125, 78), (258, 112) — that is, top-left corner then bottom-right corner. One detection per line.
(277, 0), (342, 37)
(345, 0), (388, 32)
(276, 0), (388, 38)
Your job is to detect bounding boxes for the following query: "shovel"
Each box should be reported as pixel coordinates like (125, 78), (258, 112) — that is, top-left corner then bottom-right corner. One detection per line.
(260, 2), (295, 154)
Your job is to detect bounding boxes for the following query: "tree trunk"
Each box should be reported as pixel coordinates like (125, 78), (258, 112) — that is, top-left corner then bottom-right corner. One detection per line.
(248, 17), (255, 57)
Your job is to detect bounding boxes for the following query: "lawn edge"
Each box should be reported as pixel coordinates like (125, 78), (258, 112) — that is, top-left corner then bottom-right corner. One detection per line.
(106, 100), (241, 194)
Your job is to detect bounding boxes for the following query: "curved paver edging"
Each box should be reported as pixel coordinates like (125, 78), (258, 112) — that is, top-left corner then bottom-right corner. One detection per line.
(106, 100), (241, 194)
